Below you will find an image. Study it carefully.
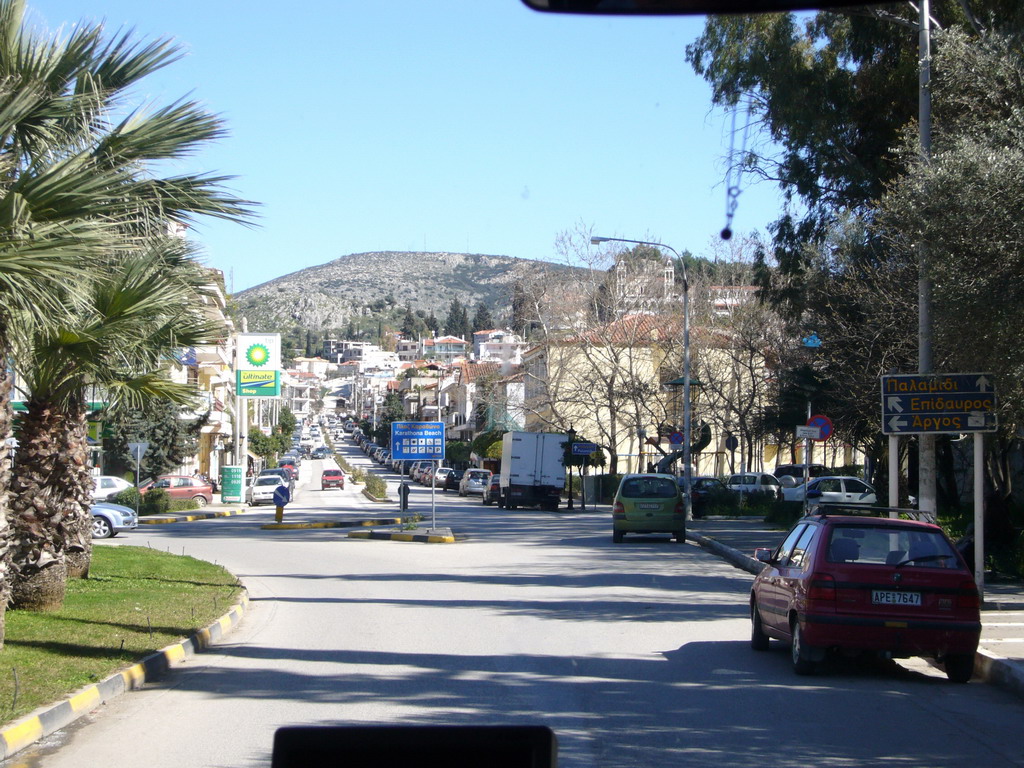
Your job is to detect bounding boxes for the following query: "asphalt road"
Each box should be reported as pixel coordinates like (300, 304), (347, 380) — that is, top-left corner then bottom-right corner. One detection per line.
(15, 446), (1024, 768)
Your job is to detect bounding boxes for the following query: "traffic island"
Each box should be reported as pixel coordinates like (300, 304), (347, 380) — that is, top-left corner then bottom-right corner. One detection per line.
(348, 527), (455, 544)
(139, 508), (247, 525)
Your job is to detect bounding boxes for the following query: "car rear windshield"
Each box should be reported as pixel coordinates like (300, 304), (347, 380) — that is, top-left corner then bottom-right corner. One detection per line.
(469, 471), (489, 479)
(826, 525), (960, 568)
(323, 470), (341, 477)
(621, 477), (678, 499)
(256, 477), (281, 486)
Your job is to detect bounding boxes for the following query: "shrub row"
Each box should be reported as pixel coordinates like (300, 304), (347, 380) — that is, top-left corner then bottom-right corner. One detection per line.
(108, 487), (202, 516)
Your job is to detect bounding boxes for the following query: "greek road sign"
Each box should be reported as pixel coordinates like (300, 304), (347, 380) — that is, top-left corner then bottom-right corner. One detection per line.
(390, 421), (445, 461)
(795, 426), (821, 440)
(571, 442), (598, 455)
(273, 485), (291, 507)
(881, 373), (997, 434)
(668, 431), (684, 445)
(807, 414), (833, 442)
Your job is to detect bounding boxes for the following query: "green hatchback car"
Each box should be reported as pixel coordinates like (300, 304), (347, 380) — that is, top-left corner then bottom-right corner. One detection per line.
(612, 473), (686, 544)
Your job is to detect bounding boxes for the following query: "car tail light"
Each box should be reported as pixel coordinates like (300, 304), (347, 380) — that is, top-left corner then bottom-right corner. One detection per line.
(674, 501), (685, 516)
(807, 572), (836, 602)
(613, 501), (625, 519)
(957, 580), (980, 610)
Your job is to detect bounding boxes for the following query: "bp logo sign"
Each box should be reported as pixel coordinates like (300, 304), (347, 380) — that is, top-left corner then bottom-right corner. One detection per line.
(246, 343), (271, 367)
(236, 333), (280, 371)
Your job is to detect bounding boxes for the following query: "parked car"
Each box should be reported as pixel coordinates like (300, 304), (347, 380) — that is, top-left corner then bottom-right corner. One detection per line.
(321, 468), (345, 490)
(678, 476), (735, 518)
(90, 501), (138, 539)
(247, 474), (287, 506)
(727, 472), (784, 501)
(459, 469), (492, 496)
(774, 464), (829, 486)
(750, 513), (980, 681)
(782, 475), (877, 505)
(92, 475), (133, 501)
(482, 473), (502, 506)
(434, 467), (454, 487)
(260, 467), (295, 494)
(139, 475), (213, 506)
(613, 473), (686, 543)
(278, 460), (299, 479)
(443, 469), (464, 492)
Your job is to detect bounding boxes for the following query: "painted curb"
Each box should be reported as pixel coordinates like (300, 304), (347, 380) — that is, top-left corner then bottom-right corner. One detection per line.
(0, 592), (249, 761)
(138, 509), (246, 525)
(360, 488), (393, 503)
(348, 530), (456, 544)
(261, 517), (412, 530)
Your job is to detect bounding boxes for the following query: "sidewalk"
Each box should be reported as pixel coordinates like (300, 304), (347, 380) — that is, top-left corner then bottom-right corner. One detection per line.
(689, 517), (1024, 699)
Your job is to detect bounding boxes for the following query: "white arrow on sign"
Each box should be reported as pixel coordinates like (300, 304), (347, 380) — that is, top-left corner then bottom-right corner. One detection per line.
(976, 375), (991, 391)
(886, 396), (904, 413)
(888, 416), (906, 432)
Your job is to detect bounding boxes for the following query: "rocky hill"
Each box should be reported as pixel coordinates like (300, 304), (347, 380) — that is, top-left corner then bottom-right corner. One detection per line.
(232, 251), (568, 334)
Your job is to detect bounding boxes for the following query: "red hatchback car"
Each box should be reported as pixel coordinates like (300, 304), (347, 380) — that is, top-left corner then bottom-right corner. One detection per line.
(751, 514), (980, 682)
(321, 469), (345, 490)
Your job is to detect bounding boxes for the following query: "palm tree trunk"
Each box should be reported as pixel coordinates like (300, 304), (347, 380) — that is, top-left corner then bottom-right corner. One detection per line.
(64, 399), (94, 579)
(9, 399), (71, 611)
(0, 364), (13, 645)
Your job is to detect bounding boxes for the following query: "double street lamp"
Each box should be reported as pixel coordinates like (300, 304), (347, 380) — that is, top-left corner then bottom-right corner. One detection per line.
(591, 235), (693, 520)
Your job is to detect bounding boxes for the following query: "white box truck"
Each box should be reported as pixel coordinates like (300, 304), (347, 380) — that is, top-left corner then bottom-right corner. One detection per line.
(499, 431), (566, 511)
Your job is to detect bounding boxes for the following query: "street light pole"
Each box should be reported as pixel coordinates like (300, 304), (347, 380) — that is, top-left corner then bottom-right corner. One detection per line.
(591, 235), (692, 520)
(566, 426), (576, 511)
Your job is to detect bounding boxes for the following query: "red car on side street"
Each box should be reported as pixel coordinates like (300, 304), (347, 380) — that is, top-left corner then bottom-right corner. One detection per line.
(750, 513), (980, 682)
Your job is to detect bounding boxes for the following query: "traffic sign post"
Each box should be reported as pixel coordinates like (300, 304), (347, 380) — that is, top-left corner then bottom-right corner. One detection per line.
(881, 373), (997, 435)
(881, 373), (997, 600)
(390, 421), (445, 529)
(273, 484), (290, 524)
(571, 442), (598, 456)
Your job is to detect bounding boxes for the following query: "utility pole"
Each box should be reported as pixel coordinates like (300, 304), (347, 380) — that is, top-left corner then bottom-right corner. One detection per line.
(917, 0), (936, 517)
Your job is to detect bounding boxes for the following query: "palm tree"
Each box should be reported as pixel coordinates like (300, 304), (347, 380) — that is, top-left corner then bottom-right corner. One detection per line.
(10, 241), (220, 607)
(0, 0), (252, 614)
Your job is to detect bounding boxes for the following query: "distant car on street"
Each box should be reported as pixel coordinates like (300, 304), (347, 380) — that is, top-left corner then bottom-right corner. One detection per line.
(482, 474), (502, 506)
(782, 476), (877, 505)
(260, 468), (295, 495)
(247, 475), (287, 506)
(92, 475), (133, 501)
(443, 469), (464, 493)
(727, 472), (784, 501)
(459, 469), (491, 496)
(321, 468), (345, 490)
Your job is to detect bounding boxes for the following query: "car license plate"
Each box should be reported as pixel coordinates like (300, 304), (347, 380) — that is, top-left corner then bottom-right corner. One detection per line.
(872, 590), (921, 606)
(638, 503), (661, 510)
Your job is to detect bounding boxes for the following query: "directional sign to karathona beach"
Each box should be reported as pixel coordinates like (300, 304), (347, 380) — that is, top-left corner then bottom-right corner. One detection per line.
(881, 373), (997, 435)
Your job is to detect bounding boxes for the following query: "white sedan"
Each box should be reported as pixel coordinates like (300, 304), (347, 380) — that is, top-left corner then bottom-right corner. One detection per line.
(247, 475), (287, 506)
(782, 475), (877, 505)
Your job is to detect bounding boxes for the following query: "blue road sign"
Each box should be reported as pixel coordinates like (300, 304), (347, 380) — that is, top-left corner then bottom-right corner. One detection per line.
(390, 421), (446, 461)
(881, 373), (997, 434)
(273, 485), (291, 507)
(571, 442), (598, 455)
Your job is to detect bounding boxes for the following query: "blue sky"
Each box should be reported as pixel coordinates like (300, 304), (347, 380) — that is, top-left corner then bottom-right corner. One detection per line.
(27, 1), (784, 293)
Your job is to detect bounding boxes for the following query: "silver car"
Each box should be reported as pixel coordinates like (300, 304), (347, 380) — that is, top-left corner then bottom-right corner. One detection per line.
(459, 469), (492, 496)
(91, 502), (139, 539)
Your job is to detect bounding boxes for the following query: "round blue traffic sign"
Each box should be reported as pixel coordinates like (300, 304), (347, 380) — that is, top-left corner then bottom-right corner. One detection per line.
(273, 485), (291, 507)
(807, 414), (833, 442)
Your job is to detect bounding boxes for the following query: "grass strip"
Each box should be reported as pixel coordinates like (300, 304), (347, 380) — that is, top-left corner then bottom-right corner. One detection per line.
(0, 545), (242, 726)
